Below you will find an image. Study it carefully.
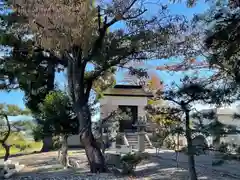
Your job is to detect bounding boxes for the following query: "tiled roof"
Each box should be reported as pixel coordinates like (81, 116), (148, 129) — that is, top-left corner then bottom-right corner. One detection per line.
(217, 108), (235, 115)
(199, 108), (235, 115)
(103, 85), (153, 97)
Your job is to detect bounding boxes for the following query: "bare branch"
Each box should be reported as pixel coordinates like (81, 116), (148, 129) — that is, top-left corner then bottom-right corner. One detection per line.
(87, 50), (136, 82)
(122, 9), (147, 20)
(101, 110), (118, 125)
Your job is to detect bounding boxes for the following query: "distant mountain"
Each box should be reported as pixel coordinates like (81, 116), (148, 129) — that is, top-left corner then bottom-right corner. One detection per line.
(8, 115), (33, 122)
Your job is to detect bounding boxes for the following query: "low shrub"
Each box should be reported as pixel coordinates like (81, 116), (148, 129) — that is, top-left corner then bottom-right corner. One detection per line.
(236, 146), (240, 154)
(120, 152), (149, 175)
(212, 159), (224, 166)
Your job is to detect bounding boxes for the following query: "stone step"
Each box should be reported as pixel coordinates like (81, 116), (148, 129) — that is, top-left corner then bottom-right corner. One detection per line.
(127, 140), (138, 142)
(125, 136), (138, 138)
(128, 141), (152, 146)
(125, 134), (153, 149)
(126, 137), (138, 140)
(126, 139), (138, 141)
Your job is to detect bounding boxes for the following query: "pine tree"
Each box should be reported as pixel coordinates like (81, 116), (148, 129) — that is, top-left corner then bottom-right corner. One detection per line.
(1, 0), (195, 172)
(36, 90), (78, 167)
(0, 104), (30, 161)
(154, 75), (226, 180)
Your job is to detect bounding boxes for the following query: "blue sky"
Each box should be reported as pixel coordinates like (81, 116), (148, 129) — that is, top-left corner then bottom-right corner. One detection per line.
(1, 1), (213, 120)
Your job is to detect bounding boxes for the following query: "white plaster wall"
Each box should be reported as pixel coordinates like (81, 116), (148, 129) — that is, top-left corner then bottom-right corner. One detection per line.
(68, 96), (148, 147)
(67, 135), (81, 146)
(100, 96), (148, 119)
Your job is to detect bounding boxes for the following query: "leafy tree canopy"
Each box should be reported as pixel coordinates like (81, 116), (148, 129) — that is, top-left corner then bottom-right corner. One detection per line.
(0, 0), (207, 172)
(36, 90), (78, 137)
(0, 103), (31, 116)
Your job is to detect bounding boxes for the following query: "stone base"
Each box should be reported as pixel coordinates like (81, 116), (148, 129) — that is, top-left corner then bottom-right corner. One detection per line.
(105, 153), (121, 169)
(116, 145), (132, 154)
(0, 160), (25, 179)
(68, 157), (84, 168)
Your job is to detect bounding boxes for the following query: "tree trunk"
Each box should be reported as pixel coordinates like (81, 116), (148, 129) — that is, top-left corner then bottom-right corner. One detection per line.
(2, 143), (10, 161)
(0, 114), (11, 161)
(101, 133), (110, 155)
(187, 154), (197, 180)
(185, 110), (198, 180)
(41, 136), (53, 152)
(176, 132), (180, 168)
(59, 135), (68, 168)
(80, 127), (107, 173)
(75, 105), (107, 173)
(213, 134), (220, 150)
(213, 133), (221, 159)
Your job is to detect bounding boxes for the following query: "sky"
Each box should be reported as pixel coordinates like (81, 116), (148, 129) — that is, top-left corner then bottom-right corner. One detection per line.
(2, 0), (236, 121)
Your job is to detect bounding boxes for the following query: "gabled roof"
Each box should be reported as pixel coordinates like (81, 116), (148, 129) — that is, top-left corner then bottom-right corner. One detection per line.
(217, 108), (235, 115)
(103, 84), (153, 97)
(199, 108), (235, 115)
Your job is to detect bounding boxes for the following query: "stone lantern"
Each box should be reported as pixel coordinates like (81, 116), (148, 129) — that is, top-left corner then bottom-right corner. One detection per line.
(133, 116), (147, 152)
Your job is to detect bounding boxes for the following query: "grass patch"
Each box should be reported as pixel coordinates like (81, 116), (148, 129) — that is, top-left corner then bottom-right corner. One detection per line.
(0, 131), (43, 158)
(0, 141), (43, 157)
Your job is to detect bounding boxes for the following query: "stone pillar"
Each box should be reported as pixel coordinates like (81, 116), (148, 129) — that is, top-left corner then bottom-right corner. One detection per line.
(111, 141), (116, 149)
(138, 132), (145, 152)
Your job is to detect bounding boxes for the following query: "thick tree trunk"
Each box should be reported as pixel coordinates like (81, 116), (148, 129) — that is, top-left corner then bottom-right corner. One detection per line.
(80, 127), (107, 173)
(2, 143), (10, 161)
(75, 104), (107, 173)
(59, 135), (68, 168)
(41, 136), (53, 152)
(185, 110), (198, 180)
(187, 154), (197, 180)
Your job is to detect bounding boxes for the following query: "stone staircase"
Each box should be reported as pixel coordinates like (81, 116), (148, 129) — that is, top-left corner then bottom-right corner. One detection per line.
(125, 133), (153, 150)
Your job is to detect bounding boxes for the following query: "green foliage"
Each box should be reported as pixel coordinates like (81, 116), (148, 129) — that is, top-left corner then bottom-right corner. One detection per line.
(236, 146), (240, 154)
(218, 142), (229, 153)
(171, 0), (230, 8)
(52, 136), (61, 150)
(32, 125), (45, 141)
(0, 141), (42, 156)
(36, 90), (78, 137)
(1, 0), (195, 106)
(0, 131), (42, 156)
(146, 103), (182, 151)
(1, 0), (228, 171)
(0, 103), (31, 116)
(0, 103), (32, 158)
(120, 152), (149, 175)
(151, 131), (172, 149)
(0, 7), (56, 113)
(193, 110), (240, 156)
(191, 2), (240, 102)
(204, 7), (240, 83)
(212, 159), (225, 166)
(163, 136), (176, 149)
(211, 142), (240, 166)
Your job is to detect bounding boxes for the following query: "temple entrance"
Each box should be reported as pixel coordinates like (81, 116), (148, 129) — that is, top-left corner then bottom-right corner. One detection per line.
(119, 105), (138, 132)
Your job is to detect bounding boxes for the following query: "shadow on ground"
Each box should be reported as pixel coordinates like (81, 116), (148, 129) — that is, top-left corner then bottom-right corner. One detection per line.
(0, 151), (41, 159)
(134, 157), (214, 180)
(2, 149), (237, 180)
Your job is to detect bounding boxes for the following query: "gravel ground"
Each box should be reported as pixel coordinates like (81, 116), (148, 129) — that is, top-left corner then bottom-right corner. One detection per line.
(4, 150), (240, 180)
(148, 149), (240, 180)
